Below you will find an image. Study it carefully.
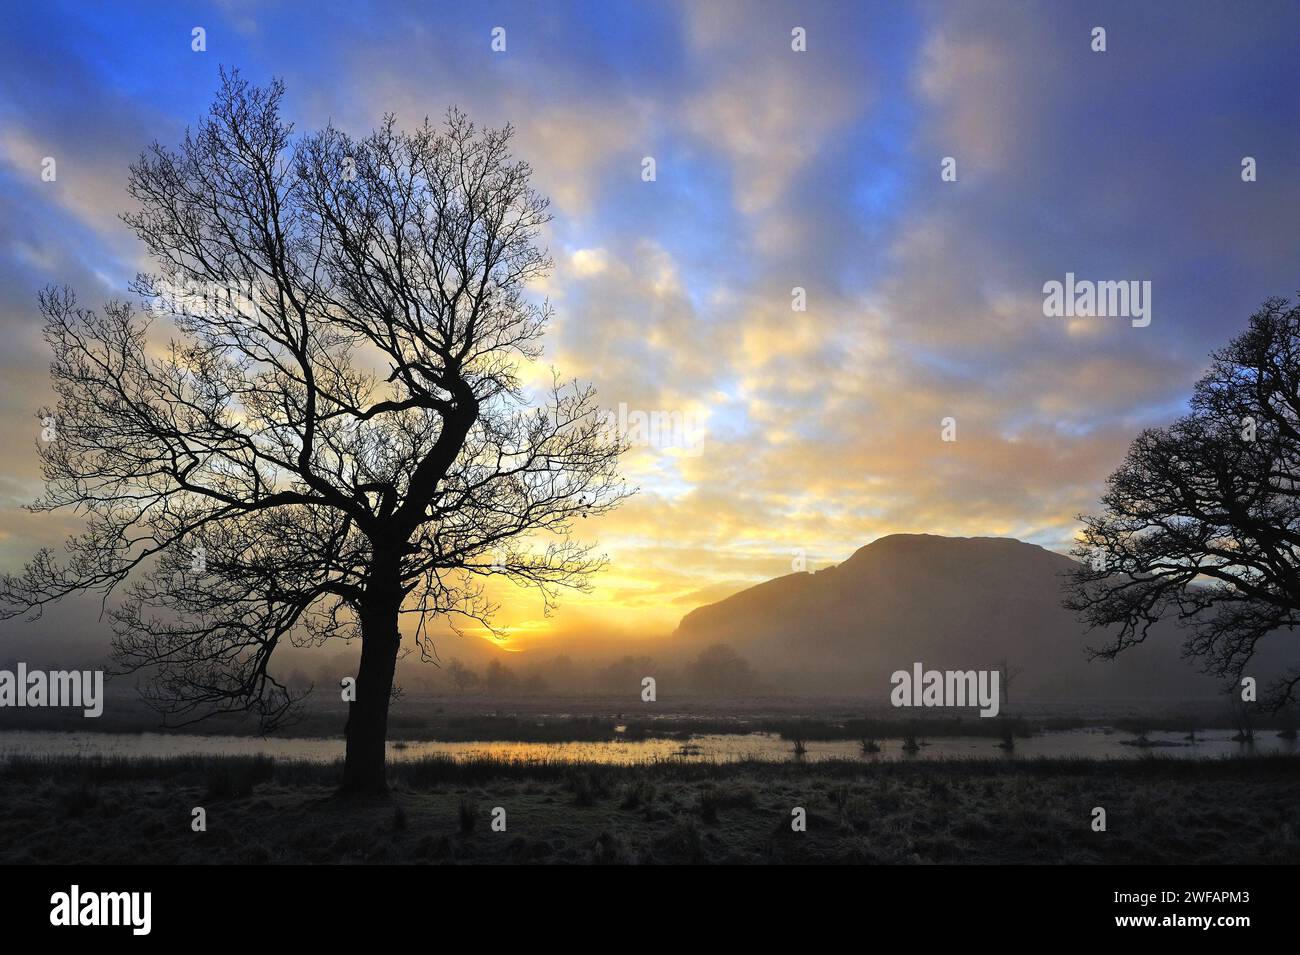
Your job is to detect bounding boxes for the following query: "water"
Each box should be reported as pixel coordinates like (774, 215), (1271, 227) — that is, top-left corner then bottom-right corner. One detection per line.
(0, 728), (1293, 764)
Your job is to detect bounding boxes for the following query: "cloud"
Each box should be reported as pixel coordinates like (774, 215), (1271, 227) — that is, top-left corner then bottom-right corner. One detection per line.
(1, 0), (1299, 655)
(680, 1), (866, 215)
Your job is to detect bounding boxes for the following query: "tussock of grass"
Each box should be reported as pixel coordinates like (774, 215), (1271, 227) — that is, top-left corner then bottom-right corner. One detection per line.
(698, 784), (757, 823)
(205, 756), (274, 800)
(457, 798), (476, 835)
(619, 779), (656, 810)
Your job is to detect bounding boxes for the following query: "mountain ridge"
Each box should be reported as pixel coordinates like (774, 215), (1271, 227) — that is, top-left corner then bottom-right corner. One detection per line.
(672, 533), (1240, 700)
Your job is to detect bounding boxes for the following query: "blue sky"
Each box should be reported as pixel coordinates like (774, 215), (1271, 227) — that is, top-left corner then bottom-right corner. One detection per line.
(2, 0), (1299, 641)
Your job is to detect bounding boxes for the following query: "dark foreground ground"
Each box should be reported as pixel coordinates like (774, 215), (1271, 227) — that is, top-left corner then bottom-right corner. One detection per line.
(2, 753), (1298, 864)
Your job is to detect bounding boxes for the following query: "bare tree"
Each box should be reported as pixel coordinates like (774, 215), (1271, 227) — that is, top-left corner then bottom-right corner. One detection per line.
(686, 643), (757, 695)
(993, 656), (1022, 704)
(446, 658), (480, 693)
(0, 70), (629, 795)
(1065, 296), (1300, 710)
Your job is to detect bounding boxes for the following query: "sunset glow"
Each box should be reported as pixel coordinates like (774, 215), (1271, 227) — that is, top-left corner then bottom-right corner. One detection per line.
(2, 2), (1297, 654)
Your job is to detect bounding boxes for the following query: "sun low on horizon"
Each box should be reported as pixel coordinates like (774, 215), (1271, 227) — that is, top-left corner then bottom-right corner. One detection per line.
(5, 0), (1300, 899)
(1, 1), (1298, 658)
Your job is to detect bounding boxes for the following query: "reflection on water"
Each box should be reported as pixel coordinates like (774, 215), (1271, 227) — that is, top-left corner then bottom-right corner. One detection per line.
(0, 728), (1295, 764)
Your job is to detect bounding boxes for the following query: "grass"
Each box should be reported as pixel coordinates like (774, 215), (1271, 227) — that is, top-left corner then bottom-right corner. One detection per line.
(457, 797), (476, 835)
(1, 752), (1298, 864)
(205, 755), (275, 800)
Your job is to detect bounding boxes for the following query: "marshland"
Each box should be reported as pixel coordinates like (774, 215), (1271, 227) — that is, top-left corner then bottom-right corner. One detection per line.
(2, 750), (1297, 865)
(3, 692), (1298, 864)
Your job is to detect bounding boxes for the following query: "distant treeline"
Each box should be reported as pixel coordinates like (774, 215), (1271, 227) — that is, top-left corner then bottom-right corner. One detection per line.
(278, 642), (762, 698)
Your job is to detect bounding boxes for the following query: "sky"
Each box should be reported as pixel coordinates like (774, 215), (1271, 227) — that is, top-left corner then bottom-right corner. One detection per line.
(1, 0), (1299, 651)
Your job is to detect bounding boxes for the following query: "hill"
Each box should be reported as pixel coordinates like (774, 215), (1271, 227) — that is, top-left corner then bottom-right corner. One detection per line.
(673, 534), (1255, 700)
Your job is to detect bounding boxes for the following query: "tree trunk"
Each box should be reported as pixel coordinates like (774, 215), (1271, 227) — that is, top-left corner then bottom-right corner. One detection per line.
(338, 590), (402, 797)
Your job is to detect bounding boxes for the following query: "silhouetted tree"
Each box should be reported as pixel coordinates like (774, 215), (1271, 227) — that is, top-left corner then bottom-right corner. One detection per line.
(541, 653), (577, 693)
(483, 659), (519, 694)
(0, 70), (628, 794)
(1066, 296), (1300, 709)
(687, 643), (757, 694)
(993, 656), (1022, 704)
(595, 655), (657, 694)
(521, 672), (548, 694)
(446, 658), (480, 692)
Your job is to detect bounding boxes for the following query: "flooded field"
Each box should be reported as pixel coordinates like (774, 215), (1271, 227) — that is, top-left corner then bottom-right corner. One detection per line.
(1, 727), (1294, 764)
